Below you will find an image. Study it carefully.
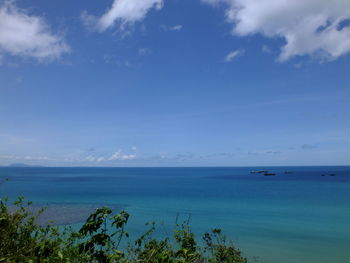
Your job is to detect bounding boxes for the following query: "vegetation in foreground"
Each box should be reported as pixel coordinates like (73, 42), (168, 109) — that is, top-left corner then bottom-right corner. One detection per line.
(0, 196), (247, 263)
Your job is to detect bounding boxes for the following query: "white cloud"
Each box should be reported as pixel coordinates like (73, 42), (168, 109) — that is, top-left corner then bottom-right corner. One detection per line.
(96, 157), (106, 162)
(224, 49), (244, 62)
(24, 155), (49, 161)
(0, 155), (51, 161)
(138, 47), (151, 56)
(83, 150), (137, 163)
(169, 25), (182, 31)
(108, 150), (136, 161)
(203, 0), (350, 62)
(0, 1), (70, 61)
(81, 0), (164, 32)
(160, 24), (183, 31)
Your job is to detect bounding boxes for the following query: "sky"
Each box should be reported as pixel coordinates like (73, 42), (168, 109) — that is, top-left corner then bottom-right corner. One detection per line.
(0, 0), (350, 167)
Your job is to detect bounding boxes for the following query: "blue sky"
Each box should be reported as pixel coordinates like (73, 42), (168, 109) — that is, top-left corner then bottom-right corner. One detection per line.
(0, 0), (350, 166)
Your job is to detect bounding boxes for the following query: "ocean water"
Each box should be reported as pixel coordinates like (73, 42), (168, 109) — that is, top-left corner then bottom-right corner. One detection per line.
(0, 166), (349, 263)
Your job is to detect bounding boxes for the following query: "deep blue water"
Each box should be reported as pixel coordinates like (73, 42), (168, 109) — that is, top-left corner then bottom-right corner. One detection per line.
(1, 166), (349, 263)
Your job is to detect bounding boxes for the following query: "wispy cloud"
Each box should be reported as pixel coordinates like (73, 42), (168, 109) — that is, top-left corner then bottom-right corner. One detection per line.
(301, 144), (318, 150)
(81, 0), (164, 32)
(160, 24), (183, 32)
(0, 1), (70, 62)
(247, 150), (282, 156)
(0, 155), (52, 161)
(138, 47), (151, 56)
(262, 45), (272, 54)
(224, 49), (245, 62)
(83, 149), (138, 163)
(108, 150), (137, 161)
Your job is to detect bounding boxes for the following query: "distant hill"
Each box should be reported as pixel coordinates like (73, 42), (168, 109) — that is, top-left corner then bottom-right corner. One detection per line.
(7, 163), (44, 167)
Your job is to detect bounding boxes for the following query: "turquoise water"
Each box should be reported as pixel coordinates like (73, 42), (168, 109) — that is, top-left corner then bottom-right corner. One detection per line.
(1, 166), (350, 263)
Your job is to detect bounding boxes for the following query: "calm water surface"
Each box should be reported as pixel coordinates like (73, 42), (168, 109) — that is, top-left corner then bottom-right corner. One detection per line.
(1, 166), (349, 263)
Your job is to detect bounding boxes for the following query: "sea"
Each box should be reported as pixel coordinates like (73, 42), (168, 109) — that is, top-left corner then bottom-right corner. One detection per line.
(0, 166), (349, 263)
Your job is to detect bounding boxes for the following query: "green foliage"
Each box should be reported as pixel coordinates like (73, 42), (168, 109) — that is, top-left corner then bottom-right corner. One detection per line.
(0, 196), (86, 263)
(0, 197), (248, 263)
(203, 229), (247, 263)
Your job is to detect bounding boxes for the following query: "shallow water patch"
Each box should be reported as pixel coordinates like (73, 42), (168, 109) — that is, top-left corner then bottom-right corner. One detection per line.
(9, 203), (126, 226)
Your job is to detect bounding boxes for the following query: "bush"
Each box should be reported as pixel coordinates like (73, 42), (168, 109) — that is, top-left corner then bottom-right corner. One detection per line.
(0, 197), (247, 263)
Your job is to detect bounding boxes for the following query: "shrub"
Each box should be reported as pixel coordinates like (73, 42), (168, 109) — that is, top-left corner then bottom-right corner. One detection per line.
(0, 197), (247, 263)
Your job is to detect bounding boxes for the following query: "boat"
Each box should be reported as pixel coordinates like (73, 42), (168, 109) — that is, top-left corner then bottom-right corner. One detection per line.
(250, 170), (268, 174)
(264, 173), (276, 176)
